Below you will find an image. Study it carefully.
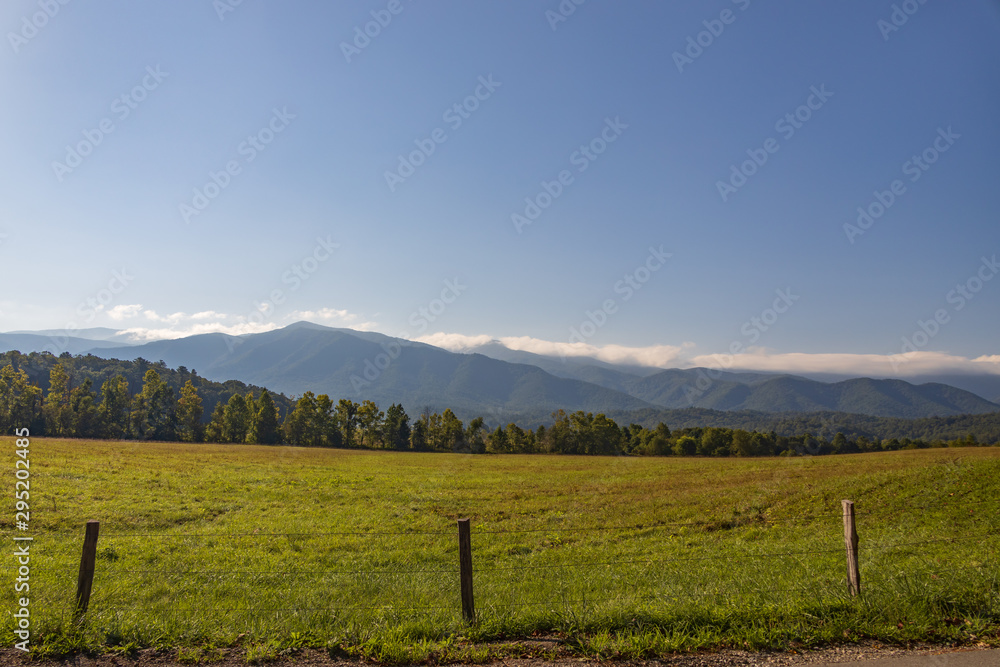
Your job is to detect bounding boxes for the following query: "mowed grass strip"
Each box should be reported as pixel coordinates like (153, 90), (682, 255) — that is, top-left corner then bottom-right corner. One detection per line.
(1, 438), (998, 659)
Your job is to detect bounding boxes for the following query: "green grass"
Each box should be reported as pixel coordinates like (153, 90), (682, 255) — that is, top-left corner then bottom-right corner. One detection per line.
(2, 438), (999, 661)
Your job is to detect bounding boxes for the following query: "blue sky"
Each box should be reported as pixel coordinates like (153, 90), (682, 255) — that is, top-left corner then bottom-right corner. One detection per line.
(2, 0), (999, 377)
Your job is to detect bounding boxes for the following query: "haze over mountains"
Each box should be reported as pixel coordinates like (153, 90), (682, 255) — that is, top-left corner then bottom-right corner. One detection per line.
(2, 323), (999, 423)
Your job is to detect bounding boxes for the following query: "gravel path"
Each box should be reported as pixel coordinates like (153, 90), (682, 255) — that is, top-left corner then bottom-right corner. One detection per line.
(2, 643), (998, 667)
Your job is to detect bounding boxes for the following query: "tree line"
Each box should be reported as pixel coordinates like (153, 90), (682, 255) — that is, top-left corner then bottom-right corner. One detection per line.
(0, 351), (995, 455)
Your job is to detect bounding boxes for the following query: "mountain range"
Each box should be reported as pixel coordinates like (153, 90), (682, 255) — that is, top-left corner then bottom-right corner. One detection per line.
(2, 322), (998, 423)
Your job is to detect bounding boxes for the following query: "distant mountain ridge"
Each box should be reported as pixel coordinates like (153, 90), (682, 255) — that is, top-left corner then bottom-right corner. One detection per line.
(81, 323), (659, 420)
(1, 322), (998, 421)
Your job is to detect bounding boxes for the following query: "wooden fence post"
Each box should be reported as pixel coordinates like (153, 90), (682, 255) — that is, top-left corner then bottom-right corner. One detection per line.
(458, 518), (475, 622)
(75, 520), (100, 615)
(842, 500), (860, 596)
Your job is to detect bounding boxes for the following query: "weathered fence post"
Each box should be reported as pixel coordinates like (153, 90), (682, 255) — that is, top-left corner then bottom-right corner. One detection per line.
(457, 518), (475, 622)
(842, 500), (860, 596)
(75, 520), (100, 615)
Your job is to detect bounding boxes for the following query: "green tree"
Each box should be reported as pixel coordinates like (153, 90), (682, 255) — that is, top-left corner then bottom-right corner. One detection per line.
(425, 412), (444, 450)
(831, 432), (847, 454)
(98, 376), (132, 439)
(622, 423), (647, 455)
(506, 423), (532, 453)
(0, 365), (43, 435)
(69, 379), (102, 438)
(698, 427), (731, 456)
(440, 409), (465, 452)
(731, 429), (756, 457)
(487, 425), (509, 454)
(316, 394), (342, 447)
(283, 392), (313, 446)
(641, 422), (672, 456)
(357, 400), (384, 448)
(252, 390), (281, 444)
(336, 399), (359, 447)
(221, 392), (250, 443)
(465, 416), (486, 453)
(673, 434), (698, 456)
(205, 401), (225, 443)
(284, 392), (335, 447)
(176, 380), (204, 443)
(383, 403), (410, 450)
(409, 417), (428, 451)
(43, 363), (73, 436)
(588, 414), (622, 455)
(133, 369), (176, 441)
(544, 410), (572, 453)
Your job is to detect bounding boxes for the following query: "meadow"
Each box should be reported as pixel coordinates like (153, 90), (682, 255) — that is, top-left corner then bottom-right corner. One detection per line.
(2, 438), (998, 661)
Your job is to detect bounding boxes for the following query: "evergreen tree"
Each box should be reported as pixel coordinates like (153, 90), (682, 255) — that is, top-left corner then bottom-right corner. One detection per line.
(205, 401), (226, 443)
(383, 403), (410, 450)
(409, 418), (428, 451)
(487, 425), (509, 454)
(336, 399), (359, 447)
(284, 392), (318, 446)
(506, 422), (531, 453)
(176, 380), (204, 442)
(221, 393), (251, 443)
(441, 409), (465, 452)
(69, 379), (102, 438)
(316, 394), (342, 447)
(98, 375), (132, 439)
(253, 390), (281, 444)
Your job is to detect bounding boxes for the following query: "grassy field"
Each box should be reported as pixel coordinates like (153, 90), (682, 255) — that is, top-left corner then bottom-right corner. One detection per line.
(2, 438), (999, 661)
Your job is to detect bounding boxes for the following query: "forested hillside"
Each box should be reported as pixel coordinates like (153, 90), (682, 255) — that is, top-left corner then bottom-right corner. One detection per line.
(2, 351), (998, 457)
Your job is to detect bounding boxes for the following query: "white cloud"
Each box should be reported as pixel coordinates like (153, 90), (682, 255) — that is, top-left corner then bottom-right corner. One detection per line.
(502, 336), (692, 367)
(414, 332), (495, 351)
(116, 320), (280, 342)
(191, 310), (226, 320)
(287, 308), (378, 331)
(973, 354), (1000, 365)
(143, 310), (190, 324)
(688, 349), (1000, 377)
(414, 332), (693, 368)
(106, 304), (143, 320)
(90, 303), (377, 343)
(413, 332), (1000, 378)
